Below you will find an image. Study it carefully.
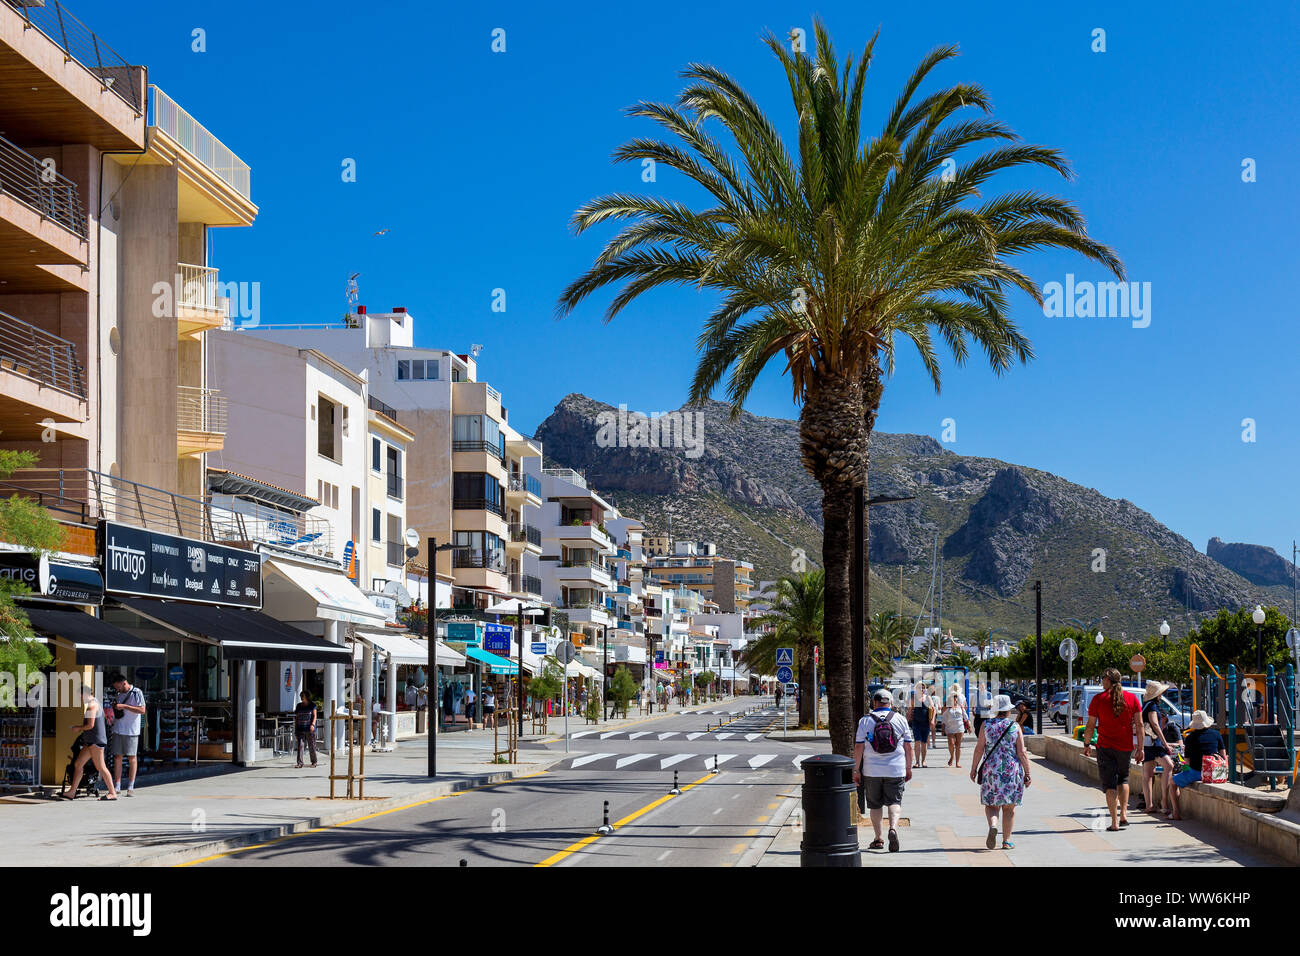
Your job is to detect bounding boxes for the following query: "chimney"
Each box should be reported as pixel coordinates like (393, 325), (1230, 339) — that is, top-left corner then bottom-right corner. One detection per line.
(357, 305), (366, 315)
(393, 306), (406, 313)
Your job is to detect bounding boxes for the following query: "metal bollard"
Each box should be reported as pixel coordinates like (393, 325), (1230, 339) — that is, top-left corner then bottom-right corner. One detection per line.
(459, 859), (467, 867)
(670, 770), (681, 795)
(799, 753), (860, 867)
(712, 754), (720, 774)
(597, 800), (613, 834)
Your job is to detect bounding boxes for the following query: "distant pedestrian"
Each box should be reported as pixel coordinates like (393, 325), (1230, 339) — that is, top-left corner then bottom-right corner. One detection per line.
(482, 684), (497, 729)
(941, 685), (969, 768)
(907, 683), (936, 768)
(973, 689), (993, 736)
(854, 688), (913, 852)
(61, 686), (116, 800)
(1014, 700), (1034, 735)
(464, 685), (477, 727)
(1139, 682), (1175, 815)
(1082, 668), (1143, 831)
(970, 694), (1032, 849)
(107, 672), (145, 797)
(1170, 711), (1227, 819)
(294, 691), (318, 768)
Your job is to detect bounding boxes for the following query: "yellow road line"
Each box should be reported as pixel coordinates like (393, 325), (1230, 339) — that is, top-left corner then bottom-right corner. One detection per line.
(730, 842), (747, 854)
(177, 770), (551, 866)
(756, 815), (769, 824)
(767, 802), (779, 809)
(534, 771), (715, 868)
(745, 827), (759, 836)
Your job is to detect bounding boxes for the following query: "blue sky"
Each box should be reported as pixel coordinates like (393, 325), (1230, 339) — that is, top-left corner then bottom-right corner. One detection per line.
(125, 0), (1298, 562)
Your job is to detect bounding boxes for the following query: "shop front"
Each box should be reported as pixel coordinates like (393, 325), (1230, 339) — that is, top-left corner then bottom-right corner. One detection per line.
(353, 630), (466, 739)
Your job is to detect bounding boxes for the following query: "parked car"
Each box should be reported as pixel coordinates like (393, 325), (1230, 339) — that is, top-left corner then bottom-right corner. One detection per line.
(1048, 692), (1071, 724)
(1067, 685), (1193, 734)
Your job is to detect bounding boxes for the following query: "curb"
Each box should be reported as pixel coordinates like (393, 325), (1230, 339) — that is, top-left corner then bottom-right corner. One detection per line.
(134, 757), (566, 867)
(738, 793), (801, 867)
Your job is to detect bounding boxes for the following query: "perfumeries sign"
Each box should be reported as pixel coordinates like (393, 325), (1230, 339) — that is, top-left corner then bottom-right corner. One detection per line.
(0, 552), (104, 606)
(98, 520), (262, 609)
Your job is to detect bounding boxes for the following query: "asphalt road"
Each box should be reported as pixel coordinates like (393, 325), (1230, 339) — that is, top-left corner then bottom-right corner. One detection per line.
(195, 698), (813, 867)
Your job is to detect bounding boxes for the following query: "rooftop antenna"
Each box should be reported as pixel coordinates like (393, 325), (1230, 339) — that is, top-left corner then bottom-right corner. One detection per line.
(470, 344), (483, 358)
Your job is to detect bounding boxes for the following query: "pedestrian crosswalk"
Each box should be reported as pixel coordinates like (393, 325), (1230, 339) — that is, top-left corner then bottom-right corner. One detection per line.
(555, 753), (812, 772)
(568, 731), (771, 742)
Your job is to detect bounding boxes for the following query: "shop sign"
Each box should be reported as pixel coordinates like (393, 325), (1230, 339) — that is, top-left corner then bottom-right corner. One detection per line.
(98, 521), (261, 608)
(0, 552), (104, 606)
(484, 623), (512, 653)
(445, 621), (480, 644)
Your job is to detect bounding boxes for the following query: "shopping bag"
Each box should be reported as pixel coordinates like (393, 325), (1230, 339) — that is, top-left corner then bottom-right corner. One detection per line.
(1201, 753), (1228, 784)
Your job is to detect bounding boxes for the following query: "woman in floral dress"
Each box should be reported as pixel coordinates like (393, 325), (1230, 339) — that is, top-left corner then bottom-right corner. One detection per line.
(969, 694), (1033, 849)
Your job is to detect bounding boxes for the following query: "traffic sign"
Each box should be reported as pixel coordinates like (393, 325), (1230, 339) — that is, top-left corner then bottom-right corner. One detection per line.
(776, 647), (794, 667)
(813, 645), (819, 664)
(1129, 654), (1146, 674)
(1287, 629), (1300, 651)
(776, 665), (794, 684)
(168, 665), (185, 681)
(555, 642), (576, 665)
(1059, 638), (1078, 663)
(530, 642), (547, 655)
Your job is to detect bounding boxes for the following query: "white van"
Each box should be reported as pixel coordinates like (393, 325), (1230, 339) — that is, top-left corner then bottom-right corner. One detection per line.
(1068, 685), (1192, 734)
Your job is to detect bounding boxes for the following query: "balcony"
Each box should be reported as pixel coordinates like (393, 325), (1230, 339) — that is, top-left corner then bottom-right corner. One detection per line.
(556, 560), (612, 588)
(176, 385), (227, 457)
(543, 467), (586, 489)
(509, 572), (543, 597)
(368, 394), (400, 421)
(506, 472), (542, 505)
(451, 550), (505, 573)
(453, 497), (505, 519)
(147, 86), (255, 225)
(552, 521), (614, 553)
(174, 262), (231, 338)
(0, 466), (334, 557)
(0, 134), (91, 292)
(507, 522), (542, 554)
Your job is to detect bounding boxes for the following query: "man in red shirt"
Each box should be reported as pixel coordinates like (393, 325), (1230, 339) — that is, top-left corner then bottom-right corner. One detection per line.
(1082, 668), (1143, 831)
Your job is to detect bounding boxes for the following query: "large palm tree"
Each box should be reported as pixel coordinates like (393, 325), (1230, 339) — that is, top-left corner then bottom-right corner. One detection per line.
(558, 22), (1124, 754)
(744, 570), (823, 726)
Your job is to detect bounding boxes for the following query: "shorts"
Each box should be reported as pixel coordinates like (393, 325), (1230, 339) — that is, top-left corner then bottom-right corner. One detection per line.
(1096, 746), (1133, 790)
(482, 706), (495, 715)
(1173, 767), (1202, 788)
(1143, 743), (1170, 763)
(910, 721), (931, 744)
(108, 735), (139, 757)
(860, 776), (905, 810)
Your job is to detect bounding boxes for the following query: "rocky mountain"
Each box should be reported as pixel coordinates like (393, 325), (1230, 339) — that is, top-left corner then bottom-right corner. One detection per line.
(534, 394), (1295, 639)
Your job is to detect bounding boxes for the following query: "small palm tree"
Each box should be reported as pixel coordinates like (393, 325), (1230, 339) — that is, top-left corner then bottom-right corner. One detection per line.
(745, 570), (824, 727)
(559, 21), (1123, 754)
(868, 610), (910, 677)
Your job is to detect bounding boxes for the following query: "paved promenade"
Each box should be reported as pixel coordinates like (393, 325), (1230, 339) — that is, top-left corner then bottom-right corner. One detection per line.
(758, 732), (1283, 867)
(0, 700), (708, 867)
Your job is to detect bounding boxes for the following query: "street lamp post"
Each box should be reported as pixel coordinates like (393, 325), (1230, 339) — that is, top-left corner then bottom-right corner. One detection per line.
(1034, 581), (1042, 735)
(516, 603), (545, 738)
(1253, 605), (1266, 674)
(425, 535), (457, 778)
(1159, 619), (1170, 653)
(602, 623), (609, 719)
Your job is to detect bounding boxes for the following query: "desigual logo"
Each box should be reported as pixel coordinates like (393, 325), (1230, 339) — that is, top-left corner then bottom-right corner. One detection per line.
(107, 537), (147, 580)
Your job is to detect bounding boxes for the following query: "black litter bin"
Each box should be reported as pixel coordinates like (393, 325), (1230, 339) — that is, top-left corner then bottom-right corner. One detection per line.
(799, 753), (860, 867)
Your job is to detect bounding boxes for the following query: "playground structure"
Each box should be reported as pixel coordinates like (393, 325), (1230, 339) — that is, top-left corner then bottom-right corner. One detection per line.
(1190, 644), (1296, 790)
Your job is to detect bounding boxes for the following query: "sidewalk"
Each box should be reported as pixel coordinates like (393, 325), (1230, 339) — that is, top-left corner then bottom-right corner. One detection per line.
(757, 736), (1283, 867)
(2, 698), (735, 867)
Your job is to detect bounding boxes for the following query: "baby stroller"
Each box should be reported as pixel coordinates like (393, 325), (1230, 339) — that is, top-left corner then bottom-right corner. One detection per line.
(59, 736), (102, 799)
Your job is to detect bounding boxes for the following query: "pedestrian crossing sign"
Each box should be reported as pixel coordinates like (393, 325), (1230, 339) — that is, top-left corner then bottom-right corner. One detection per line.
(776, 647), (794, 666)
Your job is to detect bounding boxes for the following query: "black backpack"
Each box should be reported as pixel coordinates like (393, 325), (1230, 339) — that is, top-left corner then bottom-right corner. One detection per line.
(868, 711), (900, 754)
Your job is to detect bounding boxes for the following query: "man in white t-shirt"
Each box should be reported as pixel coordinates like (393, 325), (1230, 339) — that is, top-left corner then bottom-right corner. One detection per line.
(853, 688), (914, 853)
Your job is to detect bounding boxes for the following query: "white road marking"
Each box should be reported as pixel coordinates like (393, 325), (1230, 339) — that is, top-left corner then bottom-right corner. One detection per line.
(731, 793), (740, 800)
(571, 731), (595, 739)
(689, 826), (702, 835)
(714, 732), (735, 740)
(744, 733), (763, 741)
(657, 732), (679, 740)
(615, 753), (657, 769)
(686, 732), (706, 740)
(792, 755), (811, 767)
(569, 753), (610, 768)
(748, 755), (776, 769)
(657, 850), (672, 861)
(713, 807), (723, 815)
(628, 732), (651, 740)
(713, 754), (738, 767)
(599, 731), (620, 739)
(660, 754), (694, 769)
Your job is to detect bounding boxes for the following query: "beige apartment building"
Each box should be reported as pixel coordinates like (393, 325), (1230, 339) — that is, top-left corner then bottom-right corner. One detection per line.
(0, 0), (255, 516)
(645, 541), (755, 613)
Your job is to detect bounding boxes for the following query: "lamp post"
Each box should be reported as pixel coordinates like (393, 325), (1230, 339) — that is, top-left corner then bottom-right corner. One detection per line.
(1034, 581), (1042, 735)
(1159, 619), (1170, 653)
(602, 623), (609, 719)
(516, 603), (545, 738)
(425, 535), (457, 778)
(1253, 605), (1266, 674)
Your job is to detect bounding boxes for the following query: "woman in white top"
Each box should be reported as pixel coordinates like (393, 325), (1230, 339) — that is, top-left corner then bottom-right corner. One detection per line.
(941, 685), (970, 768)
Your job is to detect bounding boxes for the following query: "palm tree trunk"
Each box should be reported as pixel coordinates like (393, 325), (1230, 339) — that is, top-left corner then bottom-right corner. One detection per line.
(798, 640), (814, 727)
(800, 371), (870, 756)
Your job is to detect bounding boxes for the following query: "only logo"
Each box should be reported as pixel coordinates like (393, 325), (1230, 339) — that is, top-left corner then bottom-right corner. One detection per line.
(49, 886), (151, 936)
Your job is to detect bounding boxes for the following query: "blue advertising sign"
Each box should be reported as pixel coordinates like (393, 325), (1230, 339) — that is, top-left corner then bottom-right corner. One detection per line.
(530, 642), (547, 655)
(655, 650), (665, 664)
(484, 623), (512, 654)
(445, 622), (480, 644)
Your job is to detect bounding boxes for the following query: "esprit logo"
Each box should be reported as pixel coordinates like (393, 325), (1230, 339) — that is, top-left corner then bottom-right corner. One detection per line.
(107, 537), (146, 581)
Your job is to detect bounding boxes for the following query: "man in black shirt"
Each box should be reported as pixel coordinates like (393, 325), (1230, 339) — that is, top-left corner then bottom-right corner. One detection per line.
(294, 691), (318, 768)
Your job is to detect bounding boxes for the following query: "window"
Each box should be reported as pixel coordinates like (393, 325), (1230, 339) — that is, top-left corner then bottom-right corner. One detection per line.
(397, 358), (438, 381)
(453, 415), (504, 458)
(372, 508), (381, 542)
(372, 437), (381, 473)
(453, 472), (503, 515)
(317, 396), (339, 461)
(386, 445), (403, 500)
(452, 530), (505, 572)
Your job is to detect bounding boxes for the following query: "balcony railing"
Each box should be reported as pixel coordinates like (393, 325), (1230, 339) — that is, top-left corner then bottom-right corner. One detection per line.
(453, 497), (505, 518)
(485, 384), (501, 403)
(0, 134), (88, 239)
(0, 310), (86, 398)
(543, 467), (586, 489)
(508, 473), (542, 497)
(386, 541), (405, 567)
(561, 559), (609, 574)
(177, 262), (226, 315)
(176, 385), (227, 433)
(148, 86), (250, 200)
(386, 473), (403, 500)
(3, 0), (143, 112)
(368, 394), (400, 421)
(453, 439), (504, 458)
(0, 467), (334, 556)
(509, 523), (542, 547)
(452, 550), (505, 572)
(509, 573), (543, 596)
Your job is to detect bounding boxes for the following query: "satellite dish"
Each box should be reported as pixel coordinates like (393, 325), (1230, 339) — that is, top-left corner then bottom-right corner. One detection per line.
(384, 580), (412, 606)
(403, 527), (420, 548)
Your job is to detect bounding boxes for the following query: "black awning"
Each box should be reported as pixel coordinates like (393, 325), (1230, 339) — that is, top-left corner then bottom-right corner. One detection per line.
(22, 606), (166, 667)
(112, 597), (351, 664)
